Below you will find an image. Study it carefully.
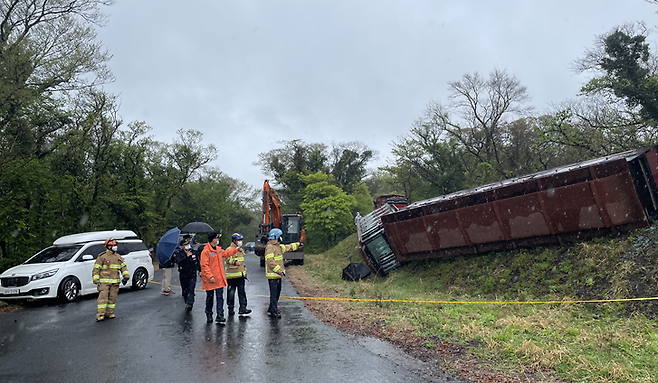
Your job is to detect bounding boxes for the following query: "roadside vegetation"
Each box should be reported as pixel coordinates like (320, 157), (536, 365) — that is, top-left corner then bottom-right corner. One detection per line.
(292, 228), (658, 383)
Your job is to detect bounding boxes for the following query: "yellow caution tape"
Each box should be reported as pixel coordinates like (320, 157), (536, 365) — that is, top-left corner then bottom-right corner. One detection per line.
(247, 294), (658, 304)
(150, 281), (658, 305)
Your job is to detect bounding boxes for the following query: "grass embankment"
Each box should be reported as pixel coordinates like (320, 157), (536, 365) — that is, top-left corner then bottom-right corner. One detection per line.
(296, 227), (658, 383)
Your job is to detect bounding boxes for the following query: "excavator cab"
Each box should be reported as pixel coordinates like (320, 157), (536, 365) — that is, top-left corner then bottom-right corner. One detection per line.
(281, 214), (304, 244)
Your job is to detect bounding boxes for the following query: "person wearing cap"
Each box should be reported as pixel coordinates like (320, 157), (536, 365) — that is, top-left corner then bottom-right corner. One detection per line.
(225, 233), (251, 316)
(92, 238), (130, 321)
(200, 231), (241, 324)
(175, 235), (201, 311)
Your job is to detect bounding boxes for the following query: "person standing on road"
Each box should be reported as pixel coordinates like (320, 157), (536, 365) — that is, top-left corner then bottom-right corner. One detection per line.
(200, 231), (240, 324)
(159, 242), (176, 296)
(264, 228), (301, 318)
(92, 238), (130, 322)
(225, 233), (251, 317)
(175, 236), (201, 311)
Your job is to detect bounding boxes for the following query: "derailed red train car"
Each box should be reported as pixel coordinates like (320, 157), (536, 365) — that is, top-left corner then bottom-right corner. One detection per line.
(380, 146), (658, 263)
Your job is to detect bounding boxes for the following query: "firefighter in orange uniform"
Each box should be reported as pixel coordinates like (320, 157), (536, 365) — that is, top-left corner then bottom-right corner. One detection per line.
(264, 228), (301, 318)
(200, 231), (240, 324)
(92, 238), (130, 321)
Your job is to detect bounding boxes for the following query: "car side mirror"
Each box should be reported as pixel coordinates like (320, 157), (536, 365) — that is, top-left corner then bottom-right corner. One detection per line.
(82, 254), (94, 261)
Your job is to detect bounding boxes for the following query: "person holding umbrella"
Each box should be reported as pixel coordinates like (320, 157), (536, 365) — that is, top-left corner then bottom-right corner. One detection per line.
(176, 235), (201, 311)
(159, 248), (176, 296)
(155, 227), (181, 297)
(200, 231), (241, 323)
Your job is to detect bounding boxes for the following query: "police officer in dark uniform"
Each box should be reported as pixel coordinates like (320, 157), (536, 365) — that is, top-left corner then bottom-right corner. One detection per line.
(175, 236), (201, 311)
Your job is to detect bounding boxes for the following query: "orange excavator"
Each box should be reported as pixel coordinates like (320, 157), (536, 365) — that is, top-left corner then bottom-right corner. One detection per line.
(254, 180), (306, 267)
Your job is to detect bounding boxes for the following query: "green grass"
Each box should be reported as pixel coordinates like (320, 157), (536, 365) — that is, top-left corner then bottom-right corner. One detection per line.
(302, 229), (658, 383)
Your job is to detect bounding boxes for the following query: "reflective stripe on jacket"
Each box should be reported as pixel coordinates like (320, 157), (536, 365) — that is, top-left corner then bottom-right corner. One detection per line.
(92, 250), (129, 284)
(225, 243), (246, 279)
(264, 240), (299, 279)
(200, 242), (239, 290)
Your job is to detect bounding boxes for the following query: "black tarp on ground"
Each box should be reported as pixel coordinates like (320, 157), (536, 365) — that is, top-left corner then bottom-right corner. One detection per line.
(342, 263), (372, 281)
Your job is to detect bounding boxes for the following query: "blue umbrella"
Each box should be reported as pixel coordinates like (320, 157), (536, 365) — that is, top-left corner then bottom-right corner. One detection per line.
(156, 227), (181, 265)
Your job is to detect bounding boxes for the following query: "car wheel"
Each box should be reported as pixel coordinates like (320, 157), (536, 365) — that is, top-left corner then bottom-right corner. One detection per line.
(57, 277), (80, 303)
(293, 259), (304, 266)
(131, 268), (148, 290)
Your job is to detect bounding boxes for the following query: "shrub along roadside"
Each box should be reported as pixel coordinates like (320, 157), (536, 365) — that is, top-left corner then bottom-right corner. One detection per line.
(298, 230), (658, 383)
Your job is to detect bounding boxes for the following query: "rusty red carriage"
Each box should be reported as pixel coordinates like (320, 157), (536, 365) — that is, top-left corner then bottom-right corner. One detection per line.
(356, 146), (658, 274)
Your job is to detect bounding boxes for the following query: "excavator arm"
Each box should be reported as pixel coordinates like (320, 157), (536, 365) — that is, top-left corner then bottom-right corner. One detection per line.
(262, 179), (282, 232)
(256, 180), (281, 258)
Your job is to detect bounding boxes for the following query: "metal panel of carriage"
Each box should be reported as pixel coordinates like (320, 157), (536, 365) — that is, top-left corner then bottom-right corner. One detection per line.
(355, 204), (401, 277)
(380, 146), (658, 262)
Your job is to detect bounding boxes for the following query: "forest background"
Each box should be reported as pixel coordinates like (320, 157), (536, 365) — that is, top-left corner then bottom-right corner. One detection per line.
(1, 1), (657, 272)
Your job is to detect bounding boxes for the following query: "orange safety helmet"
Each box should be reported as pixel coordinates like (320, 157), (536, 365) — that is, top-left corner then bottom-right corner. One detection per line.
(104, 237), (117, 248)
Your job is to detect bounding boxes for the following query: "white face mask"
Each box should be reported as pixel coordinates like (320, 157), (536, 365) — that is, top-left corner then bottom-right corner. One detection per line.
(111, 246), (118, 252)
(237, 241), (243, 247)
(184, 245), (191, 250)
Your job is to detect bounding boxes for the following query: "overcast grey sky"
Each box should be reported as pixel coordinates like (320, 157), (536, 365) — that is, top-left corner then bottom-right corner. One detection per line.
(95, 0), (657, 192)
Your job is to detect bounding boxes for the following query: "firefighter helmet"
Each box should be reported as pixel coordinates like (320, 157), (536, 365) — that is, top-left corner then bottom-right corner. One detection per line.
(268, 228), (283, 240)
(104, 238), (117, 248)
(231, 233), (243, 241)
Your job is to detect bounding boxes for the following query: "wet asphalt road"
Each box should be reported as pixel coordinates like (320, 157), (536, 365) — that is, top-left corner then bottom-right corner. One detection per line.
(0, 252), (460, 383)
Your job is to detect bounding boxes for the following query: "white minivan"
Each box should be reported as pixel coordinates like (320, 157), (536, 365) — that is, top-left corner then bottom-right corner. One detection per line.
(0, 230), (155, 303)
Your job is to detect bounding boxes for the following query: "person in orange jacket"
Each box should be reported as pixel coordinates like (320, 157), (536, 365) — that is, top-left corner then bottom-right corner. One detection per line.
(200, 231), (240, 324)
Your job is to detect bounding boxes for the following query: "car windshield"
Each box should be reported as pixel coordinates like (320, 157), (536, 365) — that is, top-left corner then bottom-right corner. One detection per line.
(25, 245), (83, 264)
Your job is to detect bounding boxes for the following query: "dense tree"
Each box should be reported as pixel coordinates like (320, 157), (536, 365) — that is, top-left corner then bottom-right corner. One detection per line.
(389, 111), (467, 199)
(576, 22), (658, 123)
(0, 2), (258, 272)
(441, 69), (532, 179)
(350, 182), (373, 216)
(362, 169), (403, 201)
(168, 169), (255, 248)
(257, 139), (374, 211)
(328, 141), (374, 194)
(535, 100), (655, 165)
(0, 0), (113, 92)
(532, 22), (658, 164)
(386, 69), (533, 199)
(256, 139), (328, 212)
(299, 172), (356, 252)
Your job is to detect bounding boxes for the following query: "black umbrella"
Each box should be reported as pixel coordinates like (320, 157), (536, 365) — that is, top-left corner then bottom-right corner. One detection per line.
(182, 221), (214, 233)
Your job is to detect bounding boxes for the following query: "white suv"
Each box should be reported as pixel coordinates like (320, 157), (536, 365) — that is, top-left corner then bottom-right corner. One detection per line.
(0, 230), (155, 303)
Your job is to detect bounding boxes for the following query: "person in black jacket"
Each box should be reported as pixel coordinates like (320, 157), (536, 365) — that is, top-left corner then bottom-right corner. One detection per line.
(175, 236), (201, 311)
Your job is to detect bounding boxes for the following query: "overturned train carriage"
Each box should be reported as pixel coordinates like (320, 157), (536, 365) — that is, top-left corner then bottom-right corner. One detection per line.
(355, 204), (402, 277)
(357, 146), (658, 273)
(382, 146), (658, 262)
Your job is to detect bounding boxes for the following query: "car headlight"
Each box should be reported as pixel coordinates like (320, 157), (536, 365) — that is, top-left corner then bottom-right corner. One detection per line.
(30, 269), (59, 282)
